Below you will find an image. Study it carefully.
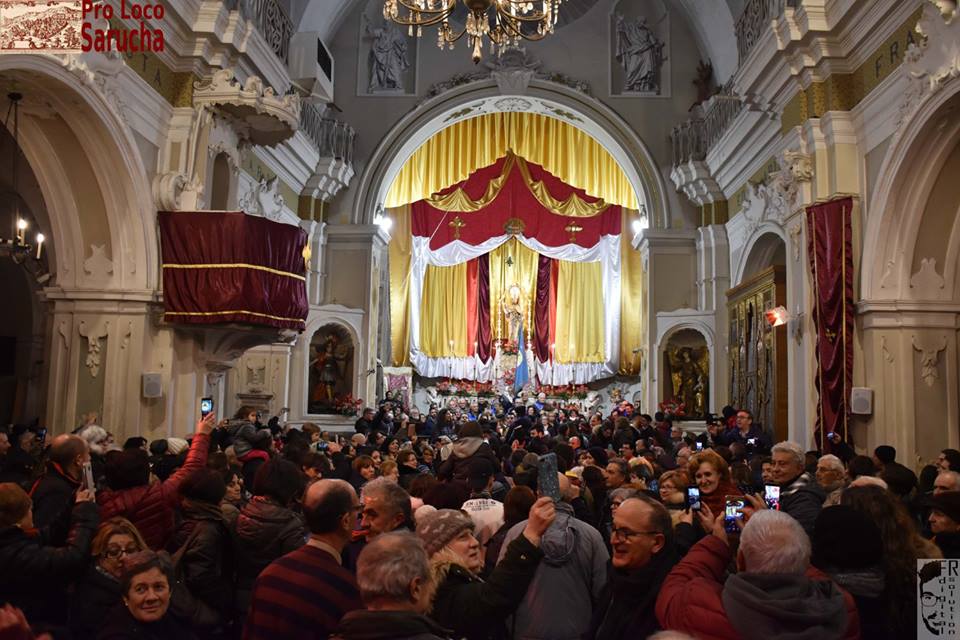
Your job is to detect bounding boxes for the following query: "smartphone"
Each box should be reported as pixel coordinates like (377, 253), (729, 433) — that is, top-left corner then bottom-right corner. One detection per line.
(36, 427), (47, 442)
(200, 397), (214, 417)
(81, 461), (96, 494)
(695, 441), (704, 451)
(648, 479), (659, 494)
(724, 496), (745, 533)
(686, 487), (701, 511)
(747, 437), (757, 446)
(764, 484), (781, 510)
(538, 453), (562, 502)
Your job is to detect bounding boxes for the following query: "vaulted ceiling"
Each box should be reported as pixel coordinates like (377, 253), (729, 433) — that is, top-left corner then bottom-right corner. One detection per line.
(297, 0), (742, 82)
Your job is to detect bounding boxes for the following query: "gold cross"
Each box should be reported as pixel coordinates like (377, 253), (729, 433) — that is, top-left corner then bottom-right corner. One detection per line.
(449, 216), (466, 239)
(564, 221), (583, 242)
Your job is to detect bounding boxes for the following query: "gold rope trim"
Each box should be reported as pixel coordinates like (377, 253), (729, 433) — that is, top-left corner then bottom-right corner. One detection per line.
(164, 310), (305, 323)
(163, 263), (306, 281)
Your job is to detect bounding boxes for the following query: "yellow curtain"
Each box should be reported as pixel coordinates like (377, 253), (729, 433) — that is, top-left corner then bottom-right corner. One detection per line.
(555, 260), (605, 363)
(386, 112), (638, 210)
(388, 206), (411, 366)
(420, 262), (468, 358)
(619, 209), (644, 374)
(489, 237), (540, 342)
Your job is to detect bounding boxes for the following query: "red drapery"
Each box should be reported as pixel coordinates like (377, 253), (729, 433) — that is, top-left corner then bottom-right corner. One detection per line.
(466, 259), (479, 356)
(159, 211), (308, 331)
(477, 254), (492, 362)
(411, 155), (622, 247)
(534, 255), (553, 362)
(806, 197), (854, 453)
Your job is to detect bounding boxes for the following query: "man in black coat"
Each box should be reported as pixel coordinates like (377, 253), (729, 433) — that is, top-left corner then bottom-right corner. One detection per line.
(0, 481), (98, 628)
(587, 496), (678, 639)
(30, 434), (89, 545)
(355, 408), (376, 435)
(771, 441), (825, 537)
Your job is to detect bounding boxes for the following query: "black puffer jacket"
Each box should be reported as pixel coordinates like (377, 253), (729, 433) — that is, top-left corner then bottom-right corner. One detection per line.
(97, 604), (198, 640)
(30, 462), (82, 546)
(70, 565), (123, 640)
(168, 501), (234, 614)
(232, 496), (306, 619)
(436, 438), (499, 484)
(0, 501), (99, 626)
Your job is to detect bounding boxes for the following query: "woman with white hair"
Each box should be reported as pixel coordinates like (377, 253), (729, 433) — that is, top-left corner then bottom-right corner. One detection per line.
(78, 425), (111, 488)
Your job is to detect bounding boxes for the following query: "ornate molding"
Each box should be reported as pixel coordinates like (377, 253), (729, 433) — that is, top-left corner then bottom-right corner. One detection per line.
(735, 149), (813, 233)
(912, 333), (948, 387)
(898, 1), (960, 131)
(881, 335), (895, 363)
(238, 175), (299, 226)
(78, 320), (110, 378)
(788, 221), (803, 262)
(83, 245), (114, 281)
(193, 69), (300, 147)
(910, 257), (946, 295)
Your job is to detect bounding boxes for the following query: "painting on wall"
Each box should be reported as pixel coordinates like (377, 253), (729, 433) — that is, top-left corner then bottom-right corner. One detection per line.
(609, 0), (671, 98)
(307, 323), (356, 414)
(662, 329), (709, 419)
(357, 1), (418, 97)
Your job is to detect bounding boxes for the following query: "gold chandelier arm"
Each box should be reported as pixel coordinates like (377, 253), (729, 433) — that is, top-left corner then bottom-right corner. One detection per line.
(387, 0), (455, 26)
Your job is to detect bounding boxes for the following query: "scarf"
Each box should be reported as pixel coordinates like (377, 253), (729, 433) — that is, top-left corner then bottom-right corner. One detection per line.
(592, 549), (679, 640)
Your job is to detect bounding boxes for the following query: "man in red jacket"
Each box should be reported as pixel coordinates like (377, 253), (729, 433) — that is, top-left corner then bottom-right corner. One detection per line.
(97, 413), (216, 549)
(656, 508), (860, 640)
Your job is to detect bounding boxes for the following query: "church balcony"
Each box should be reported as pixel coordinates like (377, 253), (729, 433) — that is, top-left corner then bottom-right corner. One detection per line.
(671, 88), (744, 168)
(239, 0), (294, 65)
(300, 103), (357, 202)
(735, 0), (793, 65)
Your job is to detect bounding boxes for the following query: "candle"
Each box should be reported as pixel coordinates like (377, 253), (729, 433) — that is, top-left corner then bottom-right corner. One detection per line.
(17, 218), (27, 244)
(35, 233), (44, 259)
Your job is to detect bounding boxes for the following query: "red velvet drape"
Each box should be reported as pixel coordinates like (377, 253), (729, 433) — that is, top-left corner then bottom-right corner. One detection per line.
(411, 155), (621, 248)
(477, 254), (492, 363)
(806, 197), (854, 453)
(159, 212), (308, 330)
(466, 259), (479, 357)
(534, 255), (553, 362)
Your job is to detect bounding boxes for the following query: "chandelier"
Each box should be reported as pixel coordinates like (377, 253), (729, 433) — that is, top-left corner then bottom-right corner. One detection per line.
(383, 0), (564, 63)
(1, 91), (46, 267)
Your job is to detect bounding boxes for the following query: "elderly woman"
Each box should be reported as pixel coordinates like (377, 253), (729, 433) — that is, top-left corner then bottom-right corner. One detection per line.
(70, 517), (148, 639)
(98, 551), (197, 640)
(687, 449), (741, 519)
(417, 499), (555, 640)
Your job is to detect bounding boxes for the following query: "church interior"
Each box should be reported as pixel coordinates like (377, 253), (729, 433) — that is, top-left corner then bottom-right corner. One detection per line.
(3, 0), (960, 466)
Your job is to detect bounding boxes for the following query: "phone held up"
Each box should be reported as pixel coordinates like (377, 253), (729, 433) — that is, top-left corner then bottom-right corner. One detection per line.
(764, 484), (781, 510)
(82, 461), (96, 494)
(200, 396), (214, 418)
(538, 453), (562, 502)
(724, 495), (745, 533)
(686, 487), (701, 511)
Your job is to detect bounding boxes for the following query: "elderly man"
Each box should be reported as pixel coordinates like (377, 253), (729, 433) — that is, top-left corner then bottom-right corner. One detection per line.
(245, 479), (363, 639)
(587, 496), (678, 640)
(342, 477), (415, 570)
(934, 471), (960, 495)
(656, 510), (860, 639)
(500, 473), (609, 640)
(926, 491), (960, 558)
(816, 454), (846, 507)
(30, 434), (90, 544)
(332, 532), (451, 640)
(770, 441), (825, 536)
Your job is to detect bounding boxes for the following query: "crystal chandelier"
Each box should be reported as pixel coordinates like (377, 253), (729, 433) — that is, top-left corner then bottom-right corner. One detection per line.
(383, 0), (563, 63)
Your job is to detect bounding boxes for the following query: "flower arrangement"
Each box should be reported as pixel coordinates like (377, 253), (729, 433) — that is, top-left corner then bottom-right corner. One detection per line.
(437, 379), (496, 397)
(538, 384), (590, 399)
(499, 339), (519, 355)
(658, 399), (687, 419)
(333, 394), (363, 417)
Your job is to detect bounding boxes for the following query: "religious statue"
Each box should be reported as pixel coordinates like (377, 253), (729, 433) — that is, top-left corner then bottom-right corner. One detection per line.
(501, 283), (525, 342)
(366, 20), (409, 92)
(667, 346), (709, 417)
(615, 14), (666, 93)
(308, 333), (353, 411)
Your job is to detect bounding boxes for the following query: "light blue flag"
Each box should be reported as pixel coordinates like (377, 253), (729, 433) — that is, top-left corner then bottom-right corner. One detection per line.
(514, 326), (529, 393)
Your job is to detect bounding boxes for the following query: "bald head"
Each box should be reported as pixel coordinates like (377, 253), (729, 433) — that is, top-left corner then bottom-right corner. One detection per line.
(49, 434), (89, 475)
(557, 472), (574, 502)
(303, 479), (359, 537)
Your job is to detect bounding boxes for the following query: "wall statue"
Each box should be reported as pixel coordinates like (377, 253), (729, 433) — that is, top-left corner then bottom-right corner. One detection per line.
(366, 20), (409, 92)
(615, 13), (666, 93)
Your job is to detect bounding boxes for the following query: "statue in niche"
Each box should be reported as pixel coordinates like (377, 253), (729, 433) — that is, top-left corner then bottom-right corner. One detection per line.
(615, 13), (666, 93)
(366, 20), (409, 92)
(308, 324), (355, 413)
(666, 346), (709, 418)
(501, 283), (525, 343)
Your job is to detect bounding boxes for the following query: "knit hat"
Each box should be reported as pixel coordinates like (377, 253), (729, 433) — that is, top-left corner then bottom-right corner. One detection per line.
(925, 491), (960, 523)
(458, 421), (483, 439)
(416, 508), (475, 557)
(811, 505), (883, 570)
(166, 438), (189, 455)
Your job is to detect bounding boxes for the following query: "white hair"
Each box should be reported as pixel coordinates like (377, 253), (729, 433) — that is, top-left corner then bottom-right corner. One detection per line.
(739, 510), (810, 575)
(356, 531), (431, 603)
(849, 475), (888, 490)
(817, 454), (843, 472)
(78, 425), (109, 456)
(771, 441), (805, 468)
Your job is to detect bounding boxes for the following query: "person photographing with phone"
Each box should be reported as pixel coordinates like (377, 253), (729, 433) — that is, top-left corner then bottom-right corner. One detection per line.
(29, 433), (93, 546)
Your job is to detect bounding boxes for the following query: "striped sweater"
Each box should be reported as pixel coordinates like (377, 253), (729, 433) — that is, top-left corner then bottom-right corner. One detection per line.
(243, 544), (362, 640)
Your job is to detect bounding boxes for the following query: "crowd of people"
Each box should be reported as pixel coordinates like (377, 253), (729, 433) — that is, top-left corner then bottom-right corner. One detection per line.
(0, 393), (957, 639)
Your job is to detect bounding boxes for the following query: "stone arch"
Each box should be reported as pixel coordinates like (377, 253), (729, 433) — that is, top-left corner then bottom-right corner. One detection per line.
(352, 77), (670, 228)
(0, 55), (157, 291)
(735, 227), (788, 287)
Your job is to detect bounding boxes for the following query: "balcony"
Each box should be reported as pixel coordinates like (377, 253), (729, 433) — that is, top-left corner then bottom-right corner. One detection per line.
(301, 103), (357, 202)
(735, 0), (793, 64)
(240, 0), (294, 64)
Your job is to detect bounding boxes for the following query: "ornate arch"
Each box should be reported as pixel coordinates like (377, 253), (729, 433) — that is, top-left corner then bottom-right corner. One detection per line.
(734, 225), (788, 287)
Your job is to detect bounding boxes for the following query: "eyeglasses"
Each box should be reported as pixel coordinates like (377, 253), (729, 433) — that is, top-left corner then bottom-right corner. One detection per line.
(922, 591), (945, 607)
(104, 545), (140, 559)
(610, 527), (661, 542)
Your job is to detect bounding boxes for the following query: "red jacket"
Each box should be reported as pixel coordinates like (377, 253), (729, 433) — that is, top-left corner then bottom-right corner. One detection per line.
(656, 535), (860, 640)
(97, 432), (211, 550)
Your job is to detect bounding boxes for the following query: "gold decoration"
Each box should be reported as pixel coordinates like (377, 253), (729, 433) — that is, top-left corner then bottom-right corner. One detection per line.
(448, 215), (466, 239)
(504, 217), (526, 235)
(564, 221), (583, 242)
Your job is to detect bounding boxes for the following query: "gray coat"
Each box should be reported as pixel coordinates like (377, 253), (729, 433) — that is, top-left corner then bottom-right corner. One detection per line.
(499, 501), (609, 640)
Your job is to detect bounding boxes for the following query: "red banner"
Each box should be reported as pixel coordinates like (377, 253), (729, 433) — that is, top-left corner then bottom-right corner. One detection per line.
(806, 197), (854, 453)
(411, 155), (621, 248)
(159, 211), (308, 331)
